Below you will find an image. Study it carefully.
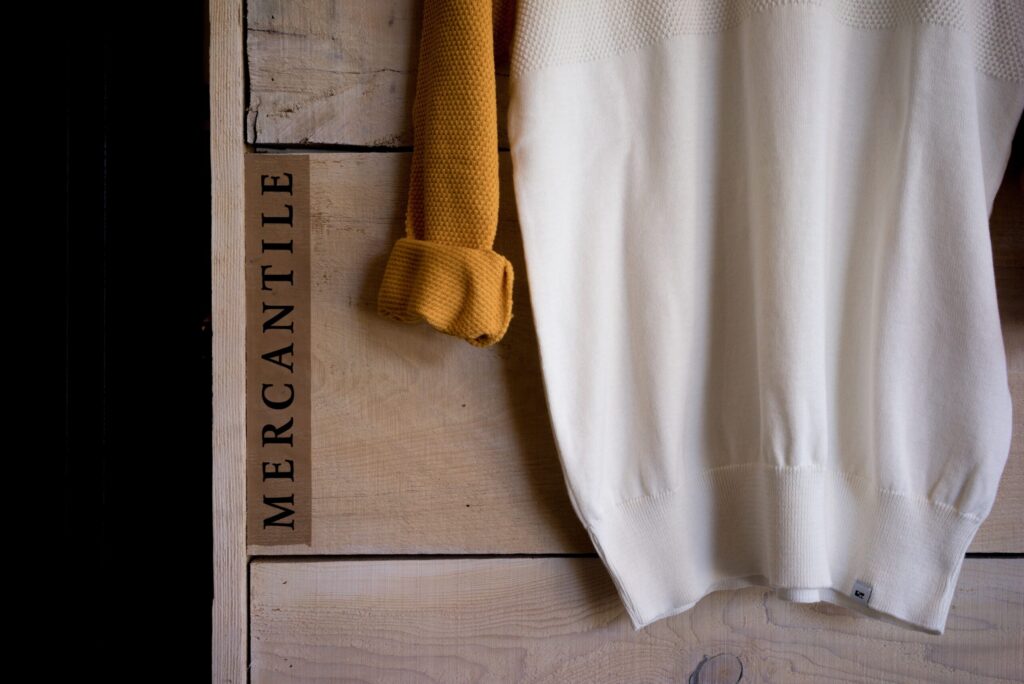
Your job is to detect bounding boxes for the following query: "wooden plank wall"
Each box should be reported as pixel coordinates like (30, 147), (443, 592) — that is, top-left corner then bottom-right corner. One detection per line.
(222, 0), (1024, 681)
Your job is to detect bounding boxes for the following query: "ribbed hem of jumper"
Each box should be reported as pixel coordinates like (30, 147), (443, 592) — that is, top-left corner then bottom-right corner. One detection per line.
(377, 236), (514, 348)
(583, 462), (984, 634)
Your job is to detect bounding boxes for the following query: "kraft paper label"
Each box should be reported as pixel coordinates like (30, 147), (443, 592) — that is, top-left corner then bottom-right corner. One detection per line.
(244, 154), (312, 546)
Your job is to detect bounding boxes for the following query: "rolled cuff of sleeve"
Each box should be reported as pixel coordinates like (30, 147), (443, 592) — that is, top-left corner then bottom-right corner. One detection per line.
(377, 236), (515, 348)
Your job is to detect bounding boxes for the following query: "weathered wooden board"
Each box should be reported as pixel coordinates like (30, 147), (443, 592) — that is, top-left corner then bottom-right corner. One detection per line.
(249, 557), (1024, 683)
(245, 0), (513, 148)
(212, 0), (248, 680)
(245, 150), (1022, 556)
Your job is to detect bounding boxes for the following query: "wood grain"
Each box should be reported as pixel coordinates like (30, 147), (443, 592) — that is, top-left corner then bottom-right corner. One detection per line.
(245, 0), (512, 148)
(249, 556), (1024, 683)
(248, 149), (590, 556)
(246, 150), (1023, 556)
(211, 0), (248, 680)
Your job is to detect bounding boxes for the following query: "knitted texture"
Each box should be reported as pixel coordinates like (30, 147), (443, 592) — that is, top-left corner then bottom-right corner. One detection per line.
(510, 0), (1024, 81)
(378, 0), (515, 348)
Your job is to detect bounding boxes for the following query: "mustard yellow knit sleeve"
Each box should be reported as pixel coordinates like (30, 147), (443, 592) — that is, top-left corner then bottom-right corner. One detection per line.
(377, 0), (514, 348)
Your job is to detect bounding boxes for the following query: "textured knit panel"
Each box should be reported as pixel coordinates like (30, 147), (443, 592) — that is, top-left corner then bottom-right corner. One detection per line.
(505, 0), (1024, 633)
(510, 0), (1024, 81)
(377, 0), (515, 348)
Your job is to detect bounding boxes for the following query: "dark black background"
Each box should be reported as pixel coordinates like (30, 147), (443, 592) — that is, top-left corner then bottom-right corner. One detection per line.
(63, 1), (212, 677)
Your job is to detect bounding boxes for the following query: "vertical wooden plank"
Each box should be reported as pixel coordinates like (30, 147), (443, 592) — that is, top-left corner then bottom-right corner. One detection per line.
(211, 0), (248, 680)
